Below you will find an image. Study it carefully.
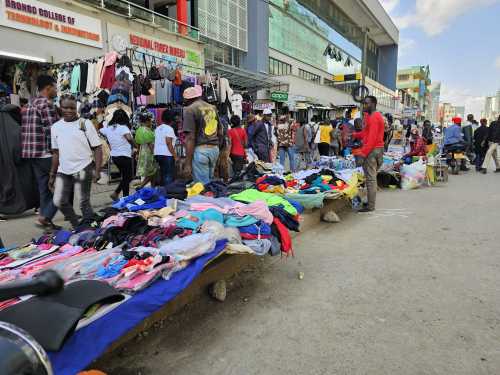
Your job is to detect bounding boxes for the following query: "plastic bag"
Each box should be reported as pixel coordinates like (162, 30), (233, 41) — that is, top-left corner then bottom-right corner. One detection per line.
(400, 160), (427, 190)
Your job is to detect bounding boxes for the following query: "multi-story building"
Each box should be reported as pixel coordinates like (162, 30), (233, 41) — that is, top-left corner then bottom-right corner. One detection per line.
(439, 102), (454, 125)
(429, 82), (441, 124)
(264, 0), (400, 117)
(483, 90), (500, 122)
(453, 106), (465, 120)
(396, 66), (432, 119)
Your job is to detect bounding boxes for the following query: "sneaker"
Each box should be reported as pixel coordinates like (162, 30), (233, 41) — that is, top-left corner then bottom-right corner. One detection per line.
(495, 169), (500, 173)
(358, 207), (374, 213)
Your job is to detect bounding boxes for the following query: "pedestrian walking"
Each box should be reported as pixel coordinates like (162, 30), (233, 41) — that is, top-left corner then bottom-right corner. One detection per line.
(329, 122), (342, 156)
(353, 95), (385, 212)
(276, 115), (296, 171)
(228, 115), (247, 179)
(21, 75), (60, 230)
(183, 85), (222, 184)
(294, 121), (312, 169)
(134, 109), (158, 189)
(474, 118), (489, 172)
(100, 109), (134, 200)
(249, 109), (274, 162)
(49, 95), (103, 228)
(318, 121), (333, 156)
(154, 109), (178, 186)
(481, 115), (500, 173)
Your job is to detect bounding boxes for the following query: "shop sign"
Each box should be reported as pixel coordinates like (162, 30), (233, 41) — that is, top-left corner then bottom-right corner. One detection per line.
(0, 0), (103, 48)
(270, 91), (288, 102)
(108, 24), (203, 75)
(253, 102), (275, 111)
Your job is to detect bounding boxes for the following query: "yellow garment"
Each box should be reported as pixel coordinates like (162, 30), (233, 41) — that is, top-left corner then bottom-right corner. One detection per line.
(264, 185), (285, 194)
(342, 172), (363, 199)
(321, 175), (333, 182)
(187, 182), (204, 197)
(319, 125), (332, 143)
(426, 165), (436, 185)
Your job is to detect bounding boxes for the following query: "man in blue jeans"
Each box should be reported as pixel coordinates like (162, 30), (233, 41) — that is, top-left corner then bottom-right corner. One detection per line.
(182, 85), (222, 184)
(21, 75), (60, 230)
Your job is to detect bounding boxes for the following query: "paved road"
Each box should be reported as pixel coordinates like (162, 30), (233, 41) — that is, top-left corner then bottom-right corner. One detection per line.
(94, 171), (500, 375)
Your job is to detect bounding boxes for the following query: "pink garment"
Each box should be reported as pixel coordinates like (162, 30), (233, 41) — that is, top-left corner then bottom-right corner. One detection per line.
(104, 51), (119, 67)
(229, 201), (273, 224)
(20, 245), (88, 277)
(189, 203), (230, 213)
(102, 215), (128, 228)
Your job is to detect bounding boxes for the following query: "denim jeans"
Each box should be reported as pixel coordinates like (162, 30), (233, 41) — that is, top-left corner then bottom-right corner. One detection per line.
(193, 146), (219, 184)
(155, 155), (175, 186)
(278, 146), (296, 172)
(28, 158), (58, 220)
(53, 163), (94, 227)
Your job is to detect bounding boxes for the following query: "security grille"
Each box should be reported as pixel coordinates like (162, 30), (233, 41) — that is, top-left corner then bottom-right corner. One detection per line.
(199, 0), (248, 51)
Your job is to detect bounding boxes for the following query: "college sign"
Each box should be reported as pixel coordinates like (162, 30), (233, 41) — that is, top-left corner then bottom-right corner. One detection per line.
(270, 91), (288, 102)
(0, 0), (102, 47)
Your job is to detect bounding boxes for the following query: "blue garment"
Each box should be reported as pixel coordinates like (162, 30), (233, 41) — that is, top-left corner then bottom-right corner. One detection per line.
(224, 215), (258, 227)
(112, 187), (167, 211)
(444, 125), (464, 145)
(193, 146), (220, 184)
(155, 155), (175, 186)
(285, 198), (304, 215)
(177, 209), (224, 230)
(238, 221), (272, 235)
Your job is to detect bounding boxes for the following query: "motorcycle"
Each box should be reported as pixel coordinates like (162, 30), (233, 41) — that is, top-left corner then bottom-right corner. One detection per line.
(0, 270), (63, 375)
(443, 144), (467, 175)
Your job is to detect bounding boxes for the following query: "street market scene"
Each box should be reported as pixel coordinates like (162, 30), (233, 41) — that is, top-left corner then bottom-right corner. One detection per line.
(0, 0), (499, 374)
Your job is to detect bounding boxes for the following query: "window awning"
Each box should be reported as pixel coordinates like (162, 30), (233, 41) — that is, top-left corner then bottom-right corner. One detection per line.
(205, 60), (283, 91)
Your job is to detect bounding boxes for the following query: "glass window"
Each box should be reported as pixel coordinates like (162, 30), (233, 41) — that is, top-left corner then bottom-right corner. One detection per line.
(269, 57), (292, 76)
(298, 69), (321, 84)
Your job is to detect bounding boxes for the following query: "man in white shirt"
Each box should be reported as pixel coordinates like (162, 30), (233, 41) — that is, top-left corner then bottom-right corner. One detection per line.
(49, 95), (102, 228)
(154, 109), (178, 185)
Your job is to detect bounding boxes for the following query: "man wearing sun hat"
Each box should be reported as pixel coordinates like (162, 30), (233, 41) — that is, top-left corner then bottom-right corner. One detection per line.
(182, 85), (222, 183)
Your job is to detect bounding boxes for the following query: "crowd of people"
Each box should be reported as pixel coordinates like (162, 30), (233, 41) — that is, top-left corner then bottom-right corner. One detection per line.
(3, 72), (500, 231)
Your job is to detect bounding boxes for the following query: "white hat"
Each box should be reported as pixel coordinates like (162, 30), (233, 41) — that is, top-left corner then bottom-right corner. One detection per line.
(263, 109), (272, 115)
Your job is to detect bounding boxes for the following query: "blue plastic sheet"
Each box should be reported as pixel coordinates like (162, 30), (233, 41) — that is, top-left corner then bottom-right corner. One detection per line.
(48, 240), (227, 375)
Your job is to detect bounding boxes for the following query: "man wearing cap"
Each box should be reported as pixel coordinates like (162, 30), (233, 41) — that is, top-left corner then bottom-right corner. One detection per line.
(444, 117), (468, 171)
(249, 109), (274, 162)
(182, 85), (223, 184)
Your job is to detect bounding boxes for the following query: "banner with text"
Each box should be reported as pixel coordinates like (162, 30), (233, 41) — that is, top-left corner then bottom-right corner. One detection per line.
(0, 0), (102, 48)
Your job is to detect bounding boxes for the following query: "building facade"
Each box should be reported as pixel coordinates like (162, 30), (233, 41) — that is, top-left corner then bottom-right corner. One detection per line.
(428, 82), (441, 124)
(264, 0), (399, 116)
(483, 90), (500, 122)
(396, 65), (432, 119)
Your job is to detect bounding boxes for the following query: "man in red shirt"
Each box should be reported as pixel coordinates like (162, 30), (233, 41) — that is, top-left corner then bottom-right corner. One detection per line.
(353, 95), (385, 212)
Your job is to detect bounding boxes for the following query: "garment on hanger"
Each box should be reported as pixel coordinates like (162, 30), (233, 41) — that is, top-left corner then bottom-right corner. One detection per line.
(218, 77), (233, 103)
(70, 64), (81, 94)
(79, 63), (88, 94)
(86, 62), (96, 93)
(231, 93), (243, 118)
(95, 57), (105, 89)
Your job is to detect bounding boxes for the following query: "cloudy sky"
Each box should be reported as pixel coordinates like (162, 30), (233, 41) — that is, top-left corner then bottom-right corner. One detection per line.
(380, 0), (500, 117)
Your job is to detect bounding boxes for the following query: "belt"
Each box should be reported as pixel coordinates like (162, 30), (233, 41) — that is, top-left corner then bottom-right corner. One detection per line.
(197, 144), (218, 148)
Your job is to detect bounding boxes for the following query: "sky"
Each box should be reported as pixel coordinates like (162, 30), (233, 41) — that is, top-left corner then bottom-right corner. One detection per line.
(379, 0), (500, 118)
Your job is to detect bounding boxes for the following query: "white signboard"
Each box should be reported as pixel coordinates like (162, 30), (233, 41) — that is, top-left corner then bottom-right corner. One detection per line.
(253, 102), (275, 111)
(0, 0), (103, 48)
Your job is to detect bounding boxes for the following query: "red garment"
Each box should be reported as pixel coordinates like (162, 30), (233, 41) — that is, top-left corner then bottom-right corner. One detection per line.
(273, 217), (293, 256)
(407, 136), (427, 157)
(240, 233), (271, 240)
(228, 127), (247, 156)
(353, 112), (385, 157)
(100, 64), (116, 90)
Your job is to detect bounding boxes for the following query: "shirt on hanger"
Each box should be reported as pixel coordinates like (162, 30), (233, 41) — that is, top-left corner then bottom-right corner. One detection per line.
(70, 65), (81, 94)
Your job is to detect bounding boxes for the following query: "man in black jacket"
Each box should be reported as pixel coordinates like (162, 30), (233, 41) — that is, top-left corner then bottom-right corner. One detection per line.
(474, 118), (489, 172)
(481, 115), (500, 173)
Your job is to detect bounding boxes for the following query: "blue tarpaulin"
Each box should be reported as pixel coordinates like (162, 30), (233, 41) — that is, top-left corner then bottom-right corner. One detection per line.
(48, 240), (227, 375)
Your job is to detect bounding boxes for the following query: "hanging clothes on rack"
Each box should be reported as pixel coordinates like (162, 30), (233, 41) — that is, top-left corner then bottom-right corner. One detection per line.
(70, 64), (81, 94)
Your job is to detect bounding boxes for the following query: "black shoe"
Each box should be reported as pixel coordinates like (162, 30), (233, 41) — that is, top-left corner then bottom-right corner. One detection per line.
(481, 169), (487, 174)
(358, 207), (374, 213)
(460, 166), (470, 172)
(495, 169), (500, 173)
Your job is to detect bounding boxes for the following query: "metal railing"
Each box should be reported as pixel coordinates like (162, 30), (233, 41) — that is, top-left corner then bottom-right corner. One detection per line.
(80, 0), (200, 40)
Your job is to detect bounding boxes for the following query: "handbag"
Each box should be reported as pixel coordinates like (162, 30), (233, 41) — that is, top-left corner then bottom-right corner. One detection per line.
(147, 56), (162, 81)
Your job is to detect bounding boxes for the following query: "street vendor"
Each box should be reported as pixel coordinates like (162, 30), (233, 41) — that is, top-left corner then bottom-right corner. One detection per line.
(352, 95), (385, 212)
(404, 128), (427, 160)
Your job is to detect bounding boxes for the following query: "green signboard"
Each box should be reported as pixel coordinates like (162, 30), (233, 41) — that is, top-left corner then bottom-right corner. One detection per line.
(270, 91), (289, 102)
